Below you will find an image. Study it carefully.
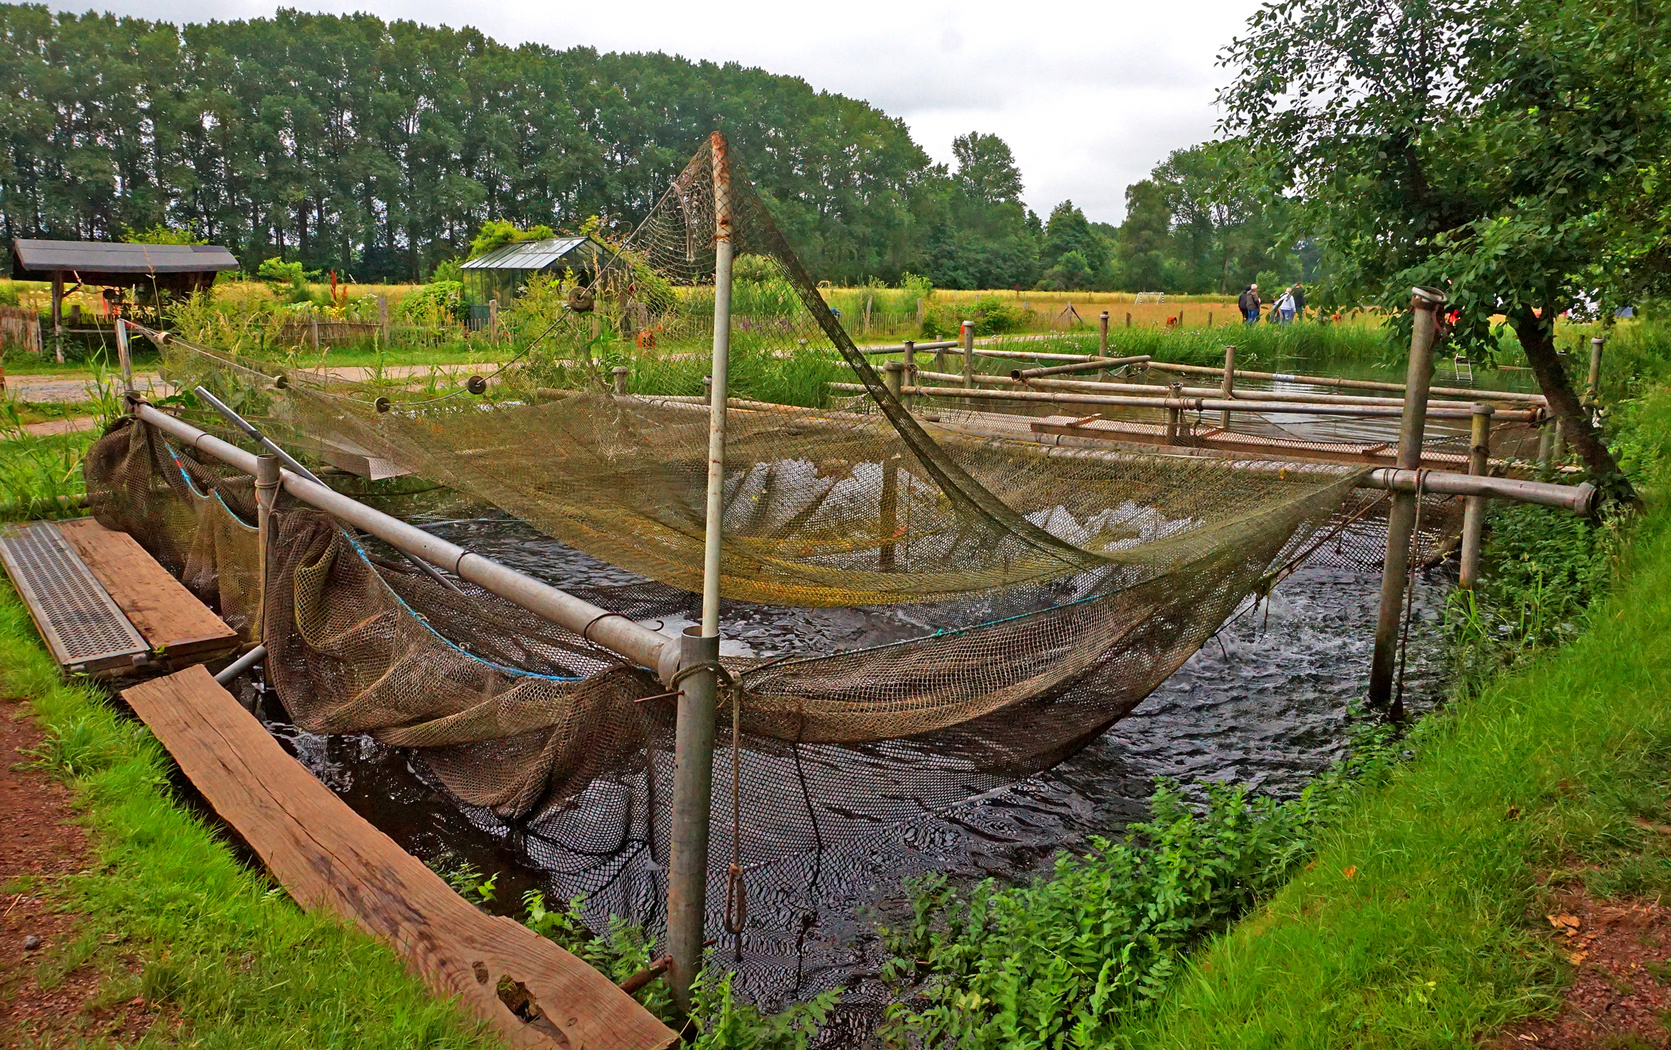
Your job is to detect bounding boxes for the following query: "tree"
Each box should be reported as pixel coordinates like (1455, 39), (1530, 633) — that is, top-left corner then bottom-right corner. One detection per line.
(952, 132), (1024, 207)
(1220, 0), (1671, 497)
(1113, 181), (1172, 291)
(1040, 201), (1108, 276)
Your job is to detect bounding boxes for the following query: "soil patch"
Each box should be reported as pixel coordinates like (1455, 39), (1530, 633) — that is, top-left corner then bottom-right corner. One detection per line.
(0, 696), (155, 1046)
(1492, 883), (1671, 1048)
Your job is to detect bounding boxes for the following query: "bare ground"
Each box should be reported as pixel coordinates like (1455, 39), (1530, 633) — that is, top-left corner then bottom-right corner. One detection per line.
(0, 696), (157, 1047)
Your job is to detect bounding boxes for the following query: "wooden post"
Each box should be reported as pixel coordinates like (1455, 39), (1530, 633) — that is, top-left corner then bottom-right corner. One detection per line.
(310, 313), (320, 350)
(883, 359), (904, 401)
(1218, 345), (1236, 429)
(1165, 406), (1181, 444)
(902, 339), (916, 410)
(1537, 418), (1556, 478)
(1208, 311), (1214, 327)
(961, 321), (974, 389)
(50, 271), (64, 363)
(878, 455), (898, 571)
(1125, 311), (1132, 328)
(488, 299), (499, 343)
(1368, 287), (1446, 713)
(254, 455), (281, 639)
(611, 365), (629, 396)
(378, 295), (390, 347)
(1552, 417), (1567, 466)
(1586, 335), (1604, 406)
(114, 318), (134, 394)
(1459, 404), (1493, 591)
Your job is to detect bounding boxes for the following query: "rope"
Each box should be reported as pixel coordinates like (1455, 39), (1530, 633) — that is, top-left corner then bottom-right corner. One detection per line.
(1393, 469), (1430, 719)
(723, 677), (747, 961)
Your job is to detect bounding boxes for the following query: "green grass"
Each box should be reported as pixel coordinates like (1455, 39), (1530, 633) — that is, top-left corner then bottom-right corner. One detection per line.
(1093, 508), (1671, 1046)
(0, 585), (509, 1048)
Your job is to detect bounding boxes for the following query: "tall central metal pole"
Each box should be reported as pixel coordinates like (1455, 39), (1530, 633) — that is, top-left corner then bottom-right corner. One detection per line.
(1367, 288), (1445, 710)
(666, 129), (733, 1012)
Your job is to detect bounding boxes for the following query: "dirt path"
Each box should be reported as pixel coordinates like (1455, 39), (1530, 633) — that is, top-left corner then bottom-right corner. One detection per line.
(18, 416), (98, 438)
(0, 697), (155, 1045)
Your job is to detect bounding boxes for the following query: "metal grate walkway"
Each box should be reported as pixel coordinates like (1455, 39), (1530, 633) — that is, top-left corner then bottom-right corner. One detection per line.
(0, 521), (150, 675)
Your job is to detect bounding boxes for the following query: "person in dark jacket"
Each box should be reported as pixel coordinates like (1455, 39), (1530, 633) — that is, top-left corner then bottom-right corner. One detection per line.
(1238, 284), (1261, 324)
(1289, 283), (1307, 319)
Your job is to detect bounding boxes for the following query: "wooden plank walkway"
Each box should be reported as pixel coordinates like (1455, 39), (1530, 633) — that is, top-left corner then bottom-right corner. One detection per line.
(122, 666), (678, 1050)
(56, 518), (239, 663)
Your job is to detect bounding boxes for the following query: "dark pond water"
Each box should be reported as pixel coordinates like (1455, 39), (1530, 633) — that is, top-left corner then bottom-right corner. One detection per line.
(238, 498), (1453, 1017)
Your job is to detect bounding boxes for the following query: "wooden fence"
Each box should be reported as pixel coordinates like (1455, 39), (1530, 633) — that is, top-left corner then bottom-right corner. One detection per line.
(0, 306), (43, 355)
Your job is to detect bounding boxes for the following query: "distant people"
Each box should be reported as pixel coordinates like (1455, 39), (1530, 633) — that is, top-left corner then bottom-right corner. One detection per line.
(1276, 288), (1296, 324)
(1289, 283), (1306, 318)
(1238, 284), (1261, 325)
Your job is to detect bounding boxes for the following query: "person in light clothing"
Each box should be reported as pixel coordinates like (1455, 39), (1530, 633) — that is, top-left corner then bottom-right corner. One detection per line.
(1275, 288), (1296, 324)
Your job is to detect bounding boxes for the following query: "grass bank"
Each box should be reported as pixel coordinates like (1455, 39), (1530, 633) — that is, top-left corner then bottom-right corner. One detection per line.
(0, 585), (509, 1046)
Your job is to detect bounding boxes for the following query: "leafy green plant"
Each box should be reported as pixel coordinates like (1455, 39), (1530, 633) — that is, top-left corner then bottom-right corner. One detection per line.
(878, 723), (1403, 1050)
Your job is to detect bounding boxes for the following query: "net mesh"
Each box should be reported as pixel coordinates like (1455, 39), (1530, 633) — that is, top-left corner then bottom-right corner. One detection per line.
(84, 137), (1471, 991)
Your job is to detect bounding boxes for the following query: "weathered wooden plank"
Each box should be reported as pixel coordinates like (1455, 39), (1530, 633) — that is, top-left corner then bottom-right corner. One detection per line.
(121, 666), (678, 1050)
(56, 518), (238, 662)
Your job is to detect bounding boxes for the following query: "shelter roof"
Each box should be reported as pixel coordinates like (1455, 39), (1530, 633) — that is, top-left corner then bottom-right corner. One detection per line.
(12, 239), (240, 279)
(460, 236), (604, 271)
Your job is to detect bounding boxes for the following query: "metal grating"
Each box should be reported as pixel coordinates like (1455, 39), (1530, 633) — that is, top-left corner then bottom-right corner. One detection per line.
(0, 521), (150, 675)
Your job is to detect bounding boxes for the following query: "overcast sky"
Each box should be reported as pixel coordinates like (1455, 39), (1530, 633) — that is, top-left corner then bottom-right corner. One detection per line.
(93, 0), (1266, 224)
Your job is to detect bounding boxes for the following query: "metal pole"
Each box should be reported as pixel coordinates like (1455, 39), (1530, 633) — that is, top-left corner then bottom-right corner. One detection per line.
(1587, 335), (1604, 405)
(1218, 345), (1235, 429)
(961, 321), (974, 389)
(194, 385), (325, 485)
(1459, 405), (1492, 591)
(114, 318), (135, 395)
(255, 454), (280, 639)
(1098, 311), (1109, 357)
(667, 128), (733, 1012)
(214, 643), (267, 686)
(666, 626), (719, 1011)
(1368, 287), (1445, 710)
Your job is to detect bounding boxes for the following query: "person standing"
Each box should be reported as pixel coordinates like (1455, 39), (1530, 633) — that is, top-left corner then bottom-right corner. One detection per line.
(1276, 287), (1296, 324)
(1238, 284), (1261, 324)
(1289, 282), (1307, 319)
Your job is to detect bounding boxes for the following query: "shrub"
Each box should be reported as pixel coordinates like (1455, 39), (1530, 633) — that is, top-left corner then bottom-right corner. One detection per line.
(469, 220), (554, 260)
(397, 280), (469, 324)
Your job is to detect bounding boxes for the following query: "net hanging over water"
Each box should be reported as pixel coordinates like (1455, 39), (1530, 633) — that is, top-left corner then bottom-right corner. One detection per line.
(84, 137), (1453, 994)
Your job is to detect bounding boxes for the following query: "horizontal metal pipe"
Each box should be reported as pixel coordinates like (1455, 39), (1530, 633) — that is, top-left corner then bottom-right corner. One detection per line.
(135, 404), (674, 680)
(858, 339), (958, 356)
(917, 369), (1497, 410)
(214, 643), (267, 685)
(1011, 355), (1150, 380)
(1143, 359), (1546, 404)
(831, 382), (1541, 421)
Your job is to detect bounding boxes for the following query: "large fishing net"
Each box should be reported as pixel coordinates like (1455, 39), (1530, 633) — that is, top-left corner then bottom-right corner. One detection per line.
(84, 137), (1471, 1004)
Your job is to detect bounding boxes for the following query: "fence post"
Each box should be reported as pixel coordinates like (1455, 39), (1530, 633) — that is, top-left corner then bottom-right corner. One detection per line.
(1536, 418), (1556, 478)
(1458, 404), (1493, 591)
(961, 321), (974, 389)
(902, 340), (916, 410)
(254, 455), (281, 639)
(1125, 312), (1132, 329)
(114, 318), (135, 395)
(667, 129), (734, 1013)
(488, 299), (499, 343)
(1218, 345), (1236, 430)
(883, 359), (904, 401)
(310, 312), (320, 351)
(1586, 335), (1604, 406)
(378, 295), (389, 347)
(1368, 287), (1446, 713)
(611, 365), (629, 396)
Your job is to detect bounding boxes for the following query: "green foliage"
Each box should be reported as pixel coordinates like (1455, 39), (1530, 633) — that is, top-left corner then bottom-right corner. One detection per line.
(432, 258), (466, 284)
(687, 972), (837, 1050)
(1036, 249), (1096, 292)
(878, 727), (1402, 1050)
(469, 220), (555, 260)
(0, 427), (94, 521)
(256, 256), (316, 286)
(124, 223), (205, 245)
(398, 280), (470, 324)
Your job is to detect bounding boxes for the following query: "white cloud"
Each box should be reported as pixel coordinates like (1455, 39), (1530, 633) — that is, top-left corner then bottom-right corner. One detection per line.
(95, 0), (1264, 223)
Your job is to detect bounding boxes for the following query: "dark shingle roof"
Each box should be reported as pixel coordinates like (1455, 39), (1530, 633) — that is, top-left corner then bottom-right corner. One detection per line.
(12, 239), (239, 276)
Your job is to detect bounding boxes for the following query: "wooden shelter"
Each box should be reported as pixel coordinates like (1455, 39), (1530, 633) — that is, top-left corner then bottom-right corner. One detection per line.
(10, 239), (240, 332)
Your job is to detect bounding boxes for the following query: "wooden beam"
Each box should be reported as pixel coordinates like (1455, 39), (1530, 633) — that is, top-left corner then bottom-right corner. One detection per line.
(56, 518), (239, 663)
(121, 666), (679, 1050)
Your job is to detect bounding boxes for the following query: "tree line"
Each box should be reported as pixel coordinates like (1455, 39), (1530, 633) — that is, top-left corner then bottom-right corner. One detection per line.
(0, 4), (1299, 291)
